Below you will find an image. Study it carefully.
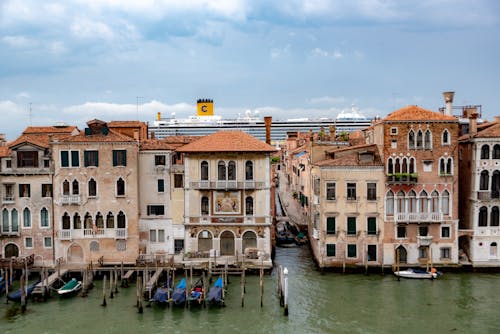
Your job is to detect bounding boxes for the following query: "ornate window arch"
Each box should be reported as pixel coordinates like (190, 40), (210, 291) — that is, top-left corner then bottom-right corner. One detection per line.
(480, 170), (489, 190)
(481, 145), (490, 159)
(200, 161), (209, 181)
(408, 129), (415, 149)
(424, 129), (432, 149)
(478, 206), (488, 226)
(386, 191), (394, 215)
(442, 129), (450, 145)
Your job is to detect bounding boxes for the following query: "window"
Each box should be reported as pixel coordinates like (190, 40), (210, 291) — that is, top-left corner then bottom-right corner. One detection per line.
(480, 171), (489, 190)
(491, 206), (499, 226)
(116, 178), (125, 196)
(228, 161), (236, 180)
(347, 183), (356, 200)
(347, 217), (356, 235)
(6, 159), (11, 168)
(2, 208), (8, 232)
(201, 161), (209, 180)
(481, 145), (490, 159)
(84, 150), (99, 167)
(386, 191), (394, 215)
(117, 211), (126, 228)
(11, 209), (18, 232)
(397, 225), (406, 238)
(419, 226), (429, 236)
(201, 196), (209, 215)
(440, 247), (451, 259)
(62, 180), (70, 195)
(88, 178), (97, 197)
(147, 205), (165, 216)
(42, 184), (52, 197)
(423, 160), (433, 172)
(155, 155), (166, 166)
(347, 244), (357, 258)
(442, 190), (450, 215)
(116, 240), (127, 251)
(174, 239), (184, 254)
(326, 182), (336, 200)
(218, 161), (226, 180)
(367, 245), (377, 261)
(4, 184), (14, 201)
(245, 196), (254, 215)
(442, 129), (450, 145)
(17, 151), (38, 168)
(106, 212), (114, 228)
(441, 226), (450, 238)
(72, 180), (79, 195)
(40, 208), (49, 227)
(174, 174), (184, 188)
(416, 130), (423, 149)
(150, 229), (165, 243)
(90, 241), (99, 252)
(390, 127), (398, 135)
(61, 150), (79, 167)
(157, 179), (165, 193)
(494, 145), (500, 159)
(95, 212), (104, 228)
(23, 208), (31, 228)
(150, 229), (157, 242)
(245, 161), (254, 180)
(419, 246), (428, 259)
(112, 150), (127, 167)
(439, 157), (453, 175)
(326, 217), (336, 234)
(62, 212), (70, 229)
(44, 237), (52, 248)
(367, 183), (376, 200)
(478, 206), (488, 226)
(408, 130), (415, 148)
(424, 130), (432, 150)
(19, 184), (30, 197)
(367, 217), (377, 235)
(25, 237), (33, 248)
(158, 229), (165, 242)
(326, 244), (336, 257)
(73, 213), (81, 229)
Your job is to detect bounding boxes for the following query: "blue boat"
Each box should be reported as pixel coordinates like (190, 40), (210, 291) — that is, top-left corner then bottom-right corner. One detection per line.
(207, 277), (224, 306)
(188, 278), (205, 306)
(0, 277), (11, 295)
(150, 277), (173, 304)
(171, 278), (186, 306)
(7, 280), (40, 302)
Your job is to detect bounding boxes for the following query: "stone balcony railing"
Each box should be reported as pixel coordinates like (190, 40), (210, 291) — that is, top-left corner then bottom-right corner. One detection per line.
(189, 180), (266, 190)
(417, 236), (433, 246)
(59, 228), (128, 240)
(393, 212), (443, 223)
(188, 216), (267, 224)
(477, 190), (500, 201)
(60, 195), (81, 205)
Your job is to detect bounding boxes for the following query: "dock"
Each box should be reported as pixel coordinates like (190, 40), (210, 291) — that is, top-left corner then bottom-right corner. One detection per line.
(32, 269), (68, 296)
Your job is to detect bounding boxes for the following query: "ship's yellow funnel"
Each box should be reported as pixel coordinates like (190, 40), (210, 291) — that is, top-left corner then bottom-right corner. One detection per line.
(197, 99), (214, 116)
(157, 112), (161, 121)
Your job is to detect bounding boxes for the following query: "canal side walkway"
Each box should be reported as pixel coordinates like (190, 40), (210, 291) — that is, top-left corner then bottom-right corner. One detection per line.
(276, 170), (307, 232)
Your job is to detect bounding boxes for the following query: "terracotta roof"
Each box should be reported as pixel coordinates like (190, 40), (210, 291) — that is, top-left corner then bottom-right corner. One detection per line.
(23, 125), (77, 135)
(326, 143), (374, 154)
(384, 106), (457, 122)
(316, 144), (383, 167)
(140, 139), (176, 151)
(60, 129), (138, 143)
(474, 121), (500, 138)
(0, 146), (10, 157)
(108, 121), (146, 128)
(177, 131), (276, 153)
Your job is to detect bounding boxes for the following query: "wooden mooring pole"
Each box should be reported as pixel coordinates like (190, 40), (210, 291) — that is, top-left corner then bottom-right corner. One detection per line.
(283, 267), (289, 316)
(101, 275), (107, 307)
(114, 266), (119, 294)
(137, 276), (143, 313)
(259, 267), (264, 307)
(20, 271), (27, 313)
(240, 268), (245, 307)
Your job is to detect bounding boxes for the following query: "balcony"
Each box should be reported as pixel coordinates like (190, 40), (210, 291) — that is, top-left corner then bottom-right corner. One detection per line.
(84, 228), (105, 238)
(0, 229), (20, 237)
(115, 228), (127, 239)
(2, 196), (14, 204)
(59, 229), (72, 240)
(59, 228), (127, 240)
(394, 212), (443, 223)
(188, 216), (267, 224)
(60, 195), (81, 205)
(189, 180), (266, 190)
(386, 173), (418, 185)
(478, 191), (500, 201)
(417, 236), (433, 246)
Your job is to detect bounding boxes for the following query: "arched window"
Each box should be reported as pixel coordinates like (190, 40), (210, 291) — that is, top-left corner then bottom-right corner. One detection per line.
(396, 191), (405, 213)
(481, 145), (490, 159)
(490, 242), (498, 257)
(73, 212), (81, 229)
(408, 190), (417, 213)
(245, 196), (254, 215)
(84, 212), (92, 229)
(11, 209), (18, 232)
(442, 129), (450, 145)
(408, 130), (415, 149)
(387, 158), (394, 174)
(95, 212), (104, 228)
(72, 179), (79, 195)
(419, 190), (429, 213)
(201, 196), (209, 215)
(386, 191), (394, 215)
(63, 180), (70, 195)
(23, 208), (31, 228)
(117, 211), (126, 228)
(88, 178), (97, 197)
(201, 161), (209, 181)
(492, 171), (500, 198)
(491, 206), (499, 226)
(242, 231), (257, 253)
(2, 208), (9, 232)
(228, 161), (236, 180)
(116, 178), (125, 196)
(416, 130), (423, 149)
(198, 230), (213, 252)
(218, 161), (226, 180)
(394, 158), (401, 173)
(40, 208), (49, 227)
(480, 170), (489, 190)
(245, 161), (254, 180)
(409, 157), (416, 174)
(431, 191), (439, 213)
(106, 212), (114, 228)
(494, 145), (500, 159)
(478, 206), (488, 226)
(442, 190), (450, 215)
(62, 212), (71, 229)
(90, 241), (99, 252)
(446, 158), (452, 175)
(402, 158), (408, 174)
(424, 130), (432, 149)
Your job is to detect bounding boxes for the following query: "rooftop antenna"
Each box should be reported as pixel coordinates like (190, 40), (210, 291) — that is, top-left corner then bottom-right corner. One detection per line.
(136, 96), (144, 120)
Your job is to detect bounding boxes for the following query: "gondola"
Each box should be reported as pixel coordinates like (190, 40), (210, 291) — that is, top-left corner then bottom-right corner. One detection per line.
(207, 277), (224, 306)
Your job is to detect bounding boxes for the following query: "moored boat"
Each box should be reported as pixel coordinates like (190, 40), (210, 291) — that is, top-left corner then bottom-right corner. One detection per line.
(57, 278), (82, 297)
(207, 277), (224, 306)
(394, 268), (440, 279)
(188, 278), (205, 306)
(7, 280), (40, 301)
(171, 278), (187, 306)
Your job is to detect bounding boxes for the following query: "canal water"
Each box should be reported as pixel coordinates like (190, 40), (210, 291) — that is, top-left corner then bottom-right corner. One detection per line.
(1, 246), (500, 334)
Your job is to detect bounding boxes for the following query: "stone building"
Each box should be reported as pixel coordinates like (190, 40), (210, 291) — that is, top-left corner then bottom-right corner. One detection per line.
(176, 131), (276, 267)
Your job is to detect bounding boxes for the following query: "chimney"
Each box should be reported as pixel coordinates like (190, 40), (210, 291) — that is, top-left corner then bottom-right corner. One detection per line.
(443, 91), (455, 116)
(264, 116), (272, 145)
(0, 134), (5, 146)
(464, 106), (478, 136)
(329, 125), (336, 140)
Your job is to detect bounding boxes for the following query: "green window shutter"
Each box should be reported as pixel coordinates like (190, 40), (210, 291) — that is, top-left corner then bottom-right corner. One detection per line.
(347, 217), (356, 235)
(71, 151), (79, 167)
(84, 151), (89, 167)
(61, 151), (69, 167)
(123, 150), (127, 166)
(326, 217), (335, 234)
(112, 150), (118, 166)
(347, 244), (357, 257)
(95, 151), (99, 167)
(367, 217), (377, 235)
(326, 244), (336, 256)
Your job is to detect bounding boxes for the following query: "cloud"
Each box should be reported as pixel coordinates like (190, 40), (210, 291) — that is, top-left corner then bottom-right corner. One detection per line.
(311, 48), (343, 59)
(309, 96), (347, 105)
(2, 35), (38, 48)
(15, 92), (31, 100)
(271, 44), (291, 58)
(70, 18), (115, 40)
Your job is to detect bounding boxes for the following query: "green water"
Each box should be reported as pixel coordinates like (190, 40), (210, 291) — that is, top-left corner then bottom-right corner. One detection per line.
(1, 246), (499, 334)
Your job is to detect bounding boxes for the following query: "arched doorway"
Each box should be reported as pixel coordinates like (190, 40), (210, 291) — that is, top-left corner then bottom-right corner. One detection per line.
(198, 230), (213, 252)
(395, 245), (407, 264)
(242, 231), (257, 253)
(490, 242), (498, 258)
(4, 243), (19, 258)
(67, 243), (84, 263)
(220, 231), (235, 256)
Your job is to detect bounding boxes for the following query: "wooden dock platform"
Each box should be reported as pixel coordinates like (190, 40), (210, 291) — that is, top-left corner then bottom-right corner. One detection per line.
(32, 269), (68, 296)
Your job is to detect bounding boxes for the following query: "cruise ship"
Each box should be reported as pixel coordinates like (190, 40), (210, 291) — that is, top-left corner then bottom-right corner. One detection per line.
(148, 99), (372, 143)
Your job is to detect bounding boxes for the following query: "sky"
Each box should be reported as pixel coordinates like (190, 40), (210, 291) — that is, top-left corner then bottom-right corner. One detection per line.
(0, 0), (499, 140)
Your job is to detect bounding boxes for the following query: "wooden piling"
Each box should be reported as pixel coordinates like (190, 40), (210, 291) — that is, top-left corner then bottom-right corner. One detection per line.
(101, 275), (107, 306)
(241, 268), (245, 307)
(114, 266), (119, 294)
(20, 272), (26, 313)
(137, 276), (143, 313)
(396, 248), (400, 281)
(283, 267), (289, 316)
(110, 270), (114, 299)
(259, 267), (264, 307)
